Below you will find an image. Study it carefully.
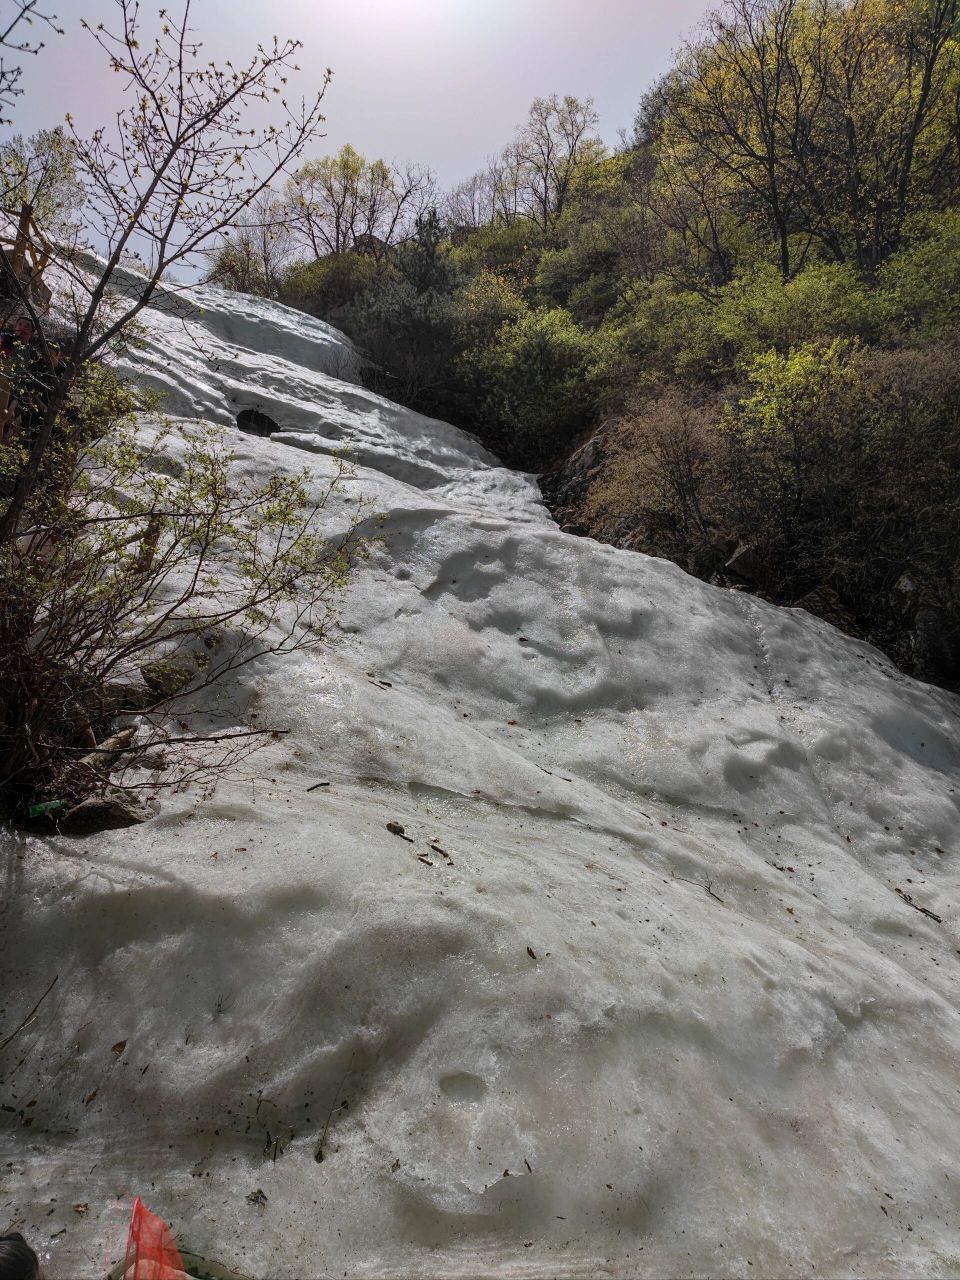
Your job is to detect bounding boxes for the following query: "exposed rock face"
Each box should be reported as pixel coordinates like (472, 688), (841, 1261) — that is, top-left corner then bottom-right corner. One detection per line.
(889, 571), (960, 682)
(790, 583), (861, 636)
(914, 603), (960, 681)
(724, 541), (765, 583)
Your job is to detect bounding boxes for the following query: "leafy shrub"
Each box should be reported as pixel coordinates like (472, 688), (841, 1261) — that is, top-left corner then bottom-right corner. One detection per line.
(717, 339), (867, 593)
(452, 270), (526, 350)
(449, 220), (545, 284)
(581, 386), (723, 571)
(877, 212), (960, 339)
(583, 336), (960, 677)
(621, 262), (878, 385)
(462, 307), (604, 466)
(346, 274), (460, 412)
(0, 365), (359, 820)
(852, 343), (960, 611)
(534, 236), (623, 321)
(280, 253), (380, 322)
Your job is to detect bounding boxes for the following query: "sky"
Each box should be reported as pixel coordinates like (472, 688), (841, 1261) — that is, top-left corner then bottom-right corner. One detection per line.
(9, 0), (712, 188)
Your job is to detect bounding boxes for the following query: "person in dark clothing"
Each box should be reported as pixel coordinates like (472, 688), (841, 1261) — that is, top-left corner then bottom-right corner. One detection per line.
(0, 1232), (40, 1280)
(2, 319), (58, 442)
(0, 324), (62, 520)
(17, 340), (60, 440)
(11, 341), (73, 513)
(0, 315), (37, 355)
(0, 317), (45, 441)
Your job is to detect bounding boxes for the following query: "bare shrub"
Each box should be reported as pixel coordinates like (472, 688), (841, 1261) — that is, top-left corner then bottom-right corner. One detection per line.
(582, 387), (725, 571)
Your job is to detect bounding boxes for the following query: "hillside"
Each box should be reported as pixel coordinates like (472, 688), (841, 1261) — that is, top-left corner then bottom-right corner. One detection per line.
(2, 283), (960, 1278)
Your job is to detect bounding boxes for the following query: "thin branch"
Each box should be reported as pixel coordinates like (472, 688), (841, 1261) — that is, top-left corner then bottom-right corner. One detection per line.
(0, 973), (58, 1053)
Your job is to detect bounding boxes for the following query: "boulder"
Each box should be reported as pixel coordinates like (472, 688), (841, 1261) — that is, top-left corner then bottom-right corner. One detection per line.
(913, 605), (960, 682)
(724, 541), (764, 583)
(791, 583), (860, 635)
(58, 786), (158, 835)
(98, 676), (156, 716)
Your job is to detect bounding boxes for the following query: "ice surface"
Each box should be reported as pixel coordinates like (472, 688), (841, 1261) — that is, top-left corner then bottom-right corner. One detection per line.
(2, 284), (960, 1278)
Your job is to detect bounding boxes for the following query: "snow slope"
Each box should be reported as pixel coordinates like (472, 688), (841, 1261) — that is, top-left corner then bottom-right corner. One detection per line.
(2, 285), (960, 1279)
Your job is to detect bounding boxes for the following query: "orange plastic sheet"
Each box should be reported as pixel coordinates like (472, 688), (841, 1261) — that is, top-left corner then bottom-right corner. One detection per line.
(123, 1196), (186, 1280)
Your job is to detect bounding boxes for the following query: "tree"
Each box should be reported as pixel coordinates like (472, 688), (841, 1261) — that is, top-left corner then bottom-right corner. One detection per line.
(279, 250), (379, 320)
(0, 382), (359, 821)
(445, 96), (605, 235)
(463, 305), (603, 465)
(802, 0), (960, 270)
(282, 144), (434, 261)
(0, 125), (83, 236)
(648, 0), (960, 281)
(0, 1), (360, 820)
(204, 190), (293, 297)
(512, 94), (604, 231)
(654, 0), (809, 281)
(338, 209), (460, 412)
(445, 168), (498, 230)
(0, 1), (61, 124)
(486, 146), (525, 225)
(0, 0), (330, 539)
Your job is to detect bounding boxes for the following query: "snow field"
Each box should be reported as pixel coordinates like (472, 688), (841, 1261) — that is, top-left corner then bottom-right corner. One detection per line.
(2, 285), (960, 1278)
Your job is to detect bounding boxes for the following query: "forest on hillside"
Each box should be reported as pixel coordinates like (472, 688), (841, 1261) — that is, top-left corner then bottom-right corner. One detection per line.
(206, 0), (958, 682)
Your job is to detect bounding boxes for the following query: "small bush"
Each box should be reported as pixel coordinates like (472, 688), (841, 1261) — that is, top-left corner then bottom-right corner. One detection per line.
(0, 365), (360, 821)
(877, 212), (960, 339)
(616, 262), (878, 386)
(453, 271), (526, 350)
(449, 220), (545, 284)
(462, 307), (604, 467)
(581, 335), (960, 678)
(582, 386), (723, 571)
(280, 253), (380, 322)
(716, 339), (867, 595)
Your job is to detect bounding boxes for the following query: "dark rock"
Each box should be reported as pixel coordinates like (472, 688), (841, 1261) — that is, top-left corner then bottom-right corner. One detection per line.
(542, 421), (617, 517)
(886, 571), (960, 681)
(913, 605), (960, 681)
(687, 539), (736, 580)
(724, 542), (764, 583)
(99, 677), (155, 716)
(236, 407), (279, 437)
(891, 570), (924, 613)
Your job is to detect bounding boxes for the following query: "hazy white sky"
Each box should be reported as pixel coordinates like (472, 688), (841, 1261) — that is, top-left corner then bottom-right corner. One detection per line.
(13, 0), (711, 187)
